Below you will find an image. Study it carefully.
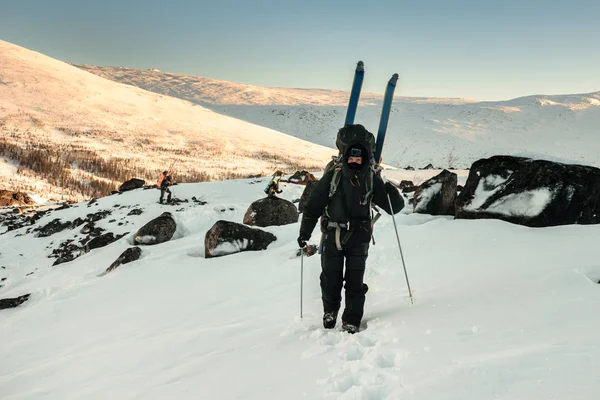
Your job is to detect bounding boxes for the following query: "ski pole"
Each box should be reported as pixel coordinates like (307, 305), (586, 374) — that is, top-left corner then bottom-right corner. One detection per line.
(386, 191), (414, 304)
(300, 249), (304, 319)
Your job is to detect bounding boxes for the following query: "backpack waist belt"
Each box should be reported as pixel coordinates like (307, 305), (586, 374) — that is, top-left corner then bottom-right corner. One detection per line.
(327, 221), (348, 251)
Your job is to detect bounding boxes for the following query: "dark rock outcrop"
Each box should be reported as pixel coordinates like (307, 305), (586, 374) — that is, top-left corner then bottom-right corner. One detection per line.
(243, 197), (298, 227)
(413, 169), (458, 216)
(0, 294), (31, 310)
(134, 212), (177, 245)
(205, 220), (277, 258)
(398, 180), (415, 189)
(35, 218), (73, 237)
(105, 247), (142, 274)
(86, 210), (112, 222)
(85, 232), (118, 251)
(0, 190), (35, 207)
(456, 155), (600, 227)
(298, 181), (318, 213)
(287, 170), (318, 185)
(118, 178), (145, 192)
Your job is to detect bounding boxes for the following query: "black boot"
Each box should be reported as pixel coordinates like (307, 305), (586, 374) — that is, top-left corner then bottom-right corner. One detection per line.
(341, 322), (359, 334)
(323, 311), (338, 329)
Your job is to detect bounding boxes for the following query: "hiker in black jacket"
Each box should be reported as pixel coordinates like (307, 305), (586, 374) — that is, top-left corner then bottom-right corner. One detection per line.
(297, 126), (404, 333)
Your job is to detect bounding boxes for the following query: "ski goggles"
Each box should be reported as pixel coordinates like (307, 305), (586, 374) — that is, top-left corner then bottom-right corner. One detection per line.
(349, 148), (363, 157)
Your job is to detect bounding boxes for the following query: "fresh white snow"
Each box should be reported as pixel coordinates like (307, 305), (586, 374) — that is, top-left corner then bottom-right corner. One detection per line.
(486, 188), (554, 218)
(1, 173), (599, 400)
(464, 174), (511, 211)
(413, 182), (442, 213)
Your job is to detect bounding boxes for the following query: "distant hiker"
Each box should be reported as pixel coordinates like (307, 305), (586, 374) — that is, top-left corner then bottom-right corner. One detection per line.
(264, 170), (285, 197)
(297, 124), (404, 334)
(158, 171), (172, 204)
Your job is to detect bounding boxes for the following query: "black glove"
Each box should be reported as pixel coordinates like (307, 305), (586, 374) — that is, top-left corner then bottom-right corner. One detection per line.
(297, 236), (308, 248)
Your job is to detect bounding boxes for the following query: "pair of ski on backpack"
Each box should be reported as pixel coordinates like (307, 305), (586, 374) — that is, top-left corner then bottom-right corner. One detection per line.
(325, 61), (399, 184)
(342, 60), (398, 165)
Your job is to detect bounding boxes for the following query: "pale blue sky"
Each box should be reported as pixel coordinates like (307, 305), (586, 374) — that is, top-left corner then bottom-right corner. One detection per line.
(1, 0), (598, 100)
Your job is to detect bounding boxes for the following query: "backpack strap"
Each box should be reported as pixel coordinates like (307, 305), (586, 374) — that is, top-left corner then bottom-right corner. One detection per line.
(324, 166), (342, 219)
(328, 167), (342, 198)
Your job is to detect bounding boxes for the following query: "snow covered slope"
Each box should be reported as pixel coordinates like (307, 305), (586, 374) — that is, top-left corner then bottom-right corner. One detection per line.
(77, 65), (600, 169)
(0, 40), (336, 199)
(1, 172), (599, 399)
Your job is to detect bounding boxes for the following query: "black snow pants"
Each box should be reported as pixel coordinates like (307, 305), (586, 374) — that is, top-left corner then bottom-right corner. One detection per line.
(320, 230), (369, 326)
(160, 187), (171, 203)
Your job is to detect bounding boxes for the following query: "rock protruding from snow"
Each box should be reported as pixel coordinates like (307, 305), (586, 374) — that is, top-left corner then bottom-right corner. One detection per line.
(105, 247), (142, 274)
(205, 220), (277, 258)
(456, 155), (600, 227)
(298, 181), (318, 214)
(134, 212), (177, 245)
(85, 232), (119, 252)
(0, 190), (36, 207)
(287, 170), (318, 185)
(0, 294), (31, 310)
(243, 197), (298, 227)
(119, 178), (145, 192)
(414, 169), (458, 216)
(34, 218), (73, 237)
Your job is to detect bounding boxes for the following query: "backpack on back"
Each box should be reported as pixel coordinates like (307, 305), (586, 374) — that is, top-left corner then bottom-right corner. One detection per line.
(324, 124), (379, 200)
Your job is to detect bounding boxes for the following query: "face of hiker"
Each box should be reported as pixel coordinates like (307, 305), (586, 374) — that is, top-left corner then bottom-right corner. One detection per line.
(347, 146), (364, 170)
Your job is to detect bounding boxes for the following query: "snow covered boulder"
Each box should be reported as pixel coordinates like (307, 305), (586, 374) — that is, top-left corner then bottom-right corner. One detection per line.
(456, 155), (600, 227)
(243, 197), (298, 227)
(0, 190), (35, 207)
(134, 212), (177, 245)
(413, 169), (458, 216)
(118, 178), (145, 192)
(205, 220), (277, 258)
(298, 181), (318, 213)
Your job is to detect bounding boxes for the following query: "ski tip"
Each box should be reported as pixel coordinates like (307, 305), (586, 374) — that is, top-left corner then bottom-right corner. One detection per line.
(389, 73), (399, 85)
(356, 61), (364, 71)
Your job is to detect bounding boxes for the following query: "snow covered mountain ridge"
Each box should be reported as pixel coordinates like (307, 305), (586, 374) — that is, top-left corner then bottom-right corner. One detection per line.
(75, 65), (600, 170)
(0, 40), (335, 201)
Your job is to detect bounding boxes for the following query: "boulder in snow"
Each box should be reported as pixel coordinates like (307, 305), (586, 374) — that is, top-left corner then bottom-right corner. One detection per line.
(456, 155), (600, 227)
(34, 218), (73, 237)
(85, 232), (119, 251)
(134, 212), (177, 245)
(413, 169), (457, 216)
(243, 197), (298, 227)
(205, 220), (277, 258)
(0, 294), (30, 310)
(118, 178), (145, 192)
(104, 247), (142, 274)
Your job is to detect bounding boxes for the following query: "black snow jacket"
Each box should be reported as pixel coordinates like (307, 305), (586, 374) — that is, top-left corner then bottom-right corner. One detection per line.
(299, 147), (404, 241)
